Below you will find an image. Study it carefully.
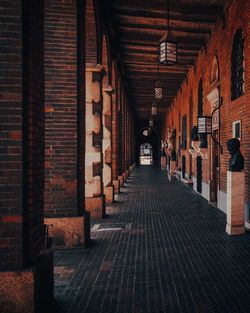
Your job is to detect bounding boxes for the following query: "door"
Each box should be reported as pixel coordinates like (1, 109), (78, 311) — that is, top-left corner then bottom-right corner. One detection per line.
(182, 155), (186, 179)
(196, 156), (202, 193)
(210, 130), (219, 202)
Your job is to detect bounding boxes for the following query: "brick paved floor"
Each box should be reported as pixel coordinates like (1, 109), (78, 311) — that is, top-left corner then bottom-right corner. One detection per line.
(54, 166), (250, 313)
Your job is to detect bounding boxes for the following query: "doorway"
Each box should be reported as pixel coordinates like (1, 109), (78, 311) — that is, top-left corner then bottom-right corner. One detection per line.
(182, 156), (186, 179)
(210, 130), (219, 202)
(196, 156), (202, 193)
(140, 143), (153, 165)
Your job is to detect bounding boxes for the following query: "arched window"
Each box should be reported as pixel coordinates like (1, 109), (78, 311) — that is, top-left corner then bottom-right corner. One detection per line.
(210, 57), (219, 84)
(231, 29), (245, 100)
(198, 79), (203, 117)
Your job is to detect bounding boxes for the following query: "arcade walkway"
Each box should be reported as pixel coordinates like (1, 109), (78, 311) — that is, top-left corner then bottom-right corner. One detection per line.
(54, 166), (250, 313)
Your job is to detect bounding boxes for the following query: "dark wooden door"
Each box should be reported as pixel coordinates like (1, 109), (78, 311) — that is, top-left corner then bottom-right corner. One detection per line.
(182, 156), (186, 179)
(196, 156), (202, 193)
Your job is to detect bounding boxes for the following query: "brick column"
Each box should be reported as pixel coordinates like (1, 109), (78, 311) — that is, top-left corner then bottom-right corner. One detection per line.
(118, 86), (124, 187)
(0, 1), (53, 312)
(118, 89), (125, 187)
(103, 85), (115, 203)
(44, 0), (90, 248)
(85, 64), (106, 218)
(112, 72), (120, 194)
(125, 105), (130, 178)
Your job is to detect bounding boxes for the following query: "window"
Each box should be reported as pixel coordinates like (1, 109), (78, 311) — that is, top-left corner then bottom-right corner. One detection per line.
(198, 79), (203, 117)
(210, 57), (219, 84)
(182, 115), (187, 149)
(231, 30), (245, 100)
(233, 120), (241, 140)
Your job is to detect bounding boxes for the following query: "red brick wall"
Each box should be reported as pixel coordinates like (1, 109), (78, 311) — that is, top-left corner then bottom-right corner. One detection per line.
(44, 0), (78, 217)
(112, 61), (119, 180)
(163, 0), (250, 204)
(77, 0), (86, 215)
(86, 0), (97, 64)
(0, 0), (23, 270)
(23, 0), (45, 266)
(118, 82), (123, 175)
(0, 0), (45, 270)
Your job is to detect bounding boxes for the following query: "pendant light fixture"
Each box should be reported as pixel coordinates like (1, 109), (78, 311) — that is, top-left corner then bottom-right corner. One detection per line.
(154, 62), (163, 100)
(151, 100), (158, 115)
(159, 0), (177, 65)
(149, 116), (154, 127)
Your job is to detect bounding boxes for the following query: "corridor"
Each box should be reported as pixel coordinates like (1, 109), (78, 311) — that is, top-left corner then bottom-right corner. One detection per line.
(1, 1), (250, 312)
(54, 166), (250, 313)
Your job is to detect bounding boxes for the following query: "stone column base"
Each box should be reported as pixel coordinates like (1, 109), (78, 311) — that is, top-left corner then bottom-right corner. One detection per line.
(0, 251), (53, 313)
(118, 175), (124, 187)
(226, 171), (245, 235)
(85, 194), (105, 219)
(104, 185), (114, 204)
(45, 214), (90, 249)
(226, 224), (245, 235)
(113, 179), (120, 194)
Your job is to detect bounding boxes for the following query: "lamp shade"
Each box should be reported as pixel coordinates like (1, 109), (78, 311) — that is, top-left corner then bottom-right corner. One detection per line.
(151, 101), (158, 115)
(154, 81), (163, 100)
(159, 32), (177, 65)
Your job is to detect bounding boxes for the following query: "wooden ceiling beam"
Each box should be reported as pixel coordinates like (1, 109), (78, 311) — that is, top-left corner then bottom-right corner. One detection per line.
(113, 14), (216, 31)
(113, 21), (212, 35)
(117, 26), (210, 41)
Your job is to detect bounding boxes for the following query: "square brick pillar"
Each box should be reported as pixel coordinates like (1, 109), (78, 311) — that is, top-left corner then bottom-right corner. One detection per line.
(85, 64), (106, 219)
(44, 0), (90, 248)
(226, 171), (245, 235)
(103, 84), (115, 204)
(170, 160), (176, 173)
(118, 175), (124, 187)
(113, 179), (120, 194)
(0, 1), (54, 311)
(161, 156), (167, 170)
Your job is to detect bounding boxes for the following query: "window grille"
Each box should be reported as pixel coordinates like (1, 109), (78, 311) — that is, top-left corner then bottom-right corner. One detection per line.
(198, 79), (203, 117)
(231, 30), (245, 100)
(182, 115), (187, 149)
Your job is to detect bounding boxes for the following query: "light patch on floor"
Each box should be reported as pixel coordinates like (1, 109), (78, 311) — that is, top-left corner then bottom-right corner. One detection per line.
(91, 223), (132, 232)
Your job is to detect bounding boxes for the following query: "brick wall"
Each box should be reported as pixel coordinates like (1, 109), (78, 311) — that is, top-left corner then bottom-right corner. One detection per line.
(23, 0), (45, 266)
(0, 0), (45, 270)
(163, 0), (250, 204)
(77, 0), (86, 215)
(112, 61), (119, 180)
(118, 82), (123, 175)
(44, 0), (78, 217)
(86, 0), (100, 64)
(0, 0), (23, 270)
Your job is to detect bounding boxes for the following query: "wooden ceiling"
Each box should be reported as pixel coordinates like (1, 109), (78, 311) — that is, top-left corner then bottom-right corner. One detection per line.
(105, 0), (230, 124)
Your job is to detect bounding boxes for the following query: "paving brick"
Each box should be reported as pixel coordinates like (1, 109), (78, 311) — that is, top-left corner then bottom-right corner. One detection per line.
(54, 166), (250, 313)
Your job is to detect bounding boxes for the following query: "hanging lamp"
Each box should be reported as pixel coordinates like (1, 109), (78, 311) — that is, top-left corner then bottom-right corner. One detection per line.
(154, 62), (163, 100)
(159, 0), (177, 65)
(151, 100), (158, 115)
(149, 116), (154, 127)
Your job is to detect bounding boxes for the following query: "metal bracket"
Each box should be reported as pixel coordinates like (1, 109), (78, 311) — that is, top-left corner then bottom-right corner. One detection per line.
(210, 96), (223, 154)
